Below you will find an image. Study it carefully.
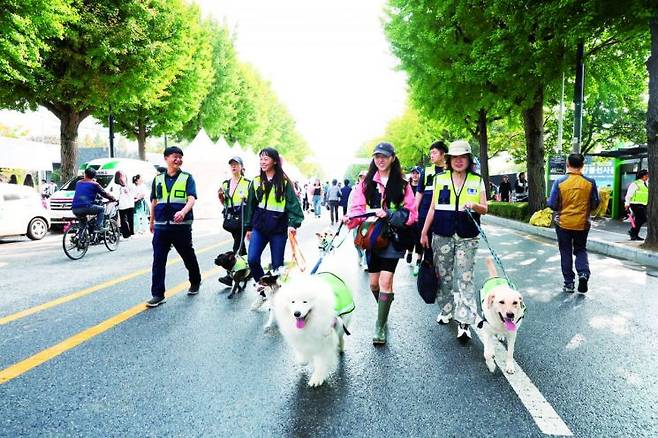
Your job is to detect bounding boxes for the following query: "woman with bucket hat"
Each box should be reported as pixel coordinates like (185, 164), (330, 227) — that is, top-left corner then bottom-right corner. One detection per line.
(344, 142), (417, 345)
(218, 156), (251, 287)
(420, 140), (488, 341)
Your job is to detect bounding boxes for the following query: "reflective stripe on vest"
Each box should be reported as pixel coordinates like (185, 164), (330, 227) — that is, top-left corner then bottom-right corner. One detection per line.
(630, 180), (648, 205)
(254, 176), (287, 212)
(154, 172), (192, 225)
(432, 172), (481, 211)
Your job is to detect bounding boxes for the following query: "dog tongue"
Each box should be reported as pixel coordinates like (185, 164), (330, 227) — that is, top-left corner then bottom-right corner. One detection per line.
(295, 318), (306, 329)
(504, 320), (517, 332)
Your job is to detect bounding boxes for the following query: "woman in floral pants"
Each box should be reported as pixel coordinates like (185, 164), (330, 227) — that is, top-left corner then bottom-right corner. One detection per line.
(421, 140), (488, 340)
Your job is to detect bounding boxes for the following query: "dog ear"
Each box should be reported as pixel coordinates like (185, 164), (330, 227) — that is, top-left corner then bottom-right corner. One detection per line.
(486, 292), (496, 309)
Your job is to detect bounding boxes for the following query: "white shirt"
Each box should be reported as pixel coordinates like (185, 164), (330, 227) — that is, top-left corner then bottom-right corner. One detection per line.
(114, 184), (135, 210)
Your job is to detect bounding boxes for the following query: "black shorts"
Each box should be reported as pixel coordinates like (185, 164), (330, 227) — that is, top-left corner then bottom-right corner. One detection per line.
(366, 251), (399, 273)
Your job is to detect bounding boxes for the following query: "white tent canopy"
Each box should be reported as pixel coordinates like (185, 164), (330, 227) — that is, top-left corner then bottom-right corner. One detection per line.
(0, 137), (59, 171)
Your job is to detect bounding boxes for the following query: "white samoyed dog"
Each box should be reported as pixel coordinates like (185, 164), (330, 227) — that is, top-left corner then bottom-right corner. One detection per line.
(273, 273), (354, 387)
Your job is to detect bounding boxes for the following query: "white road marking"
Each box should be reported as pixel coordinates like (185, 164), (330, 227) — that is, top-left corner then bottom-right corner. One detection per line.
(474, 328), (573, 436)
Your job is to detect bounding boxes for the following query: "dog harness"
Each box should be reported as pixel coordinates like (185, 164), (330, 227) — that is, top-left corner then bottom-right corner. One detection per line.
(231, 255), (248, 274)
(315, 272), (356, 317)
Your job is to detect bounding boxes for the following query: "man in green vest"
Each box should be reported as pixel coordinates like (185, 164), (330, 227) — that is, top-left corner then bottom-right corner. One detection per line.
(625, 169), (649, 241)
(146, 146), (201, 307)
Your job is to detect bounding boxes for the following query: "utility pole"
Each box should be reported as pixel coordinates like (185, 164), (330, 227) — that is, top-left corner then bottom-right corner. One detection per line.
(108, 106), (115, 158)
(572, 41), (585, 153)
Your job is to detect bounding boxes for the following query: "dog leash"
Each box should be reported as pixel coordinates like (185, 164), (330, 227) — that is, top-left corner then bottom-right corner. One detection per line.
(288, 229), (307, 272)
(465, 208), (515, 289)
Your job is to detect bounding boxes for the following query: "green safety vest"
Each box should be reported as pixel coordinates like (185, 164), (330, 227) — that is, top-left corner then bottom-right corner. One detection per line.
(630, 179), (648, 205)
(153, 172), (192, 225)
(223, 177), (250, 207)
(254, 176), (287, 212)
(316, 272), (355, 316)
(422, 166), (438, 192)
(431, 171), (482, 238)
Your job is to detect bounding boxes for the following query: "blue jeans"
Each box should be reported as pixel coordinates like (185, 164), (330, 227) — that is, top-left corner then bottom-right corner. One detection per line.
(248, 229), (288, 281)
(312, 195), (322, 217)
(555, 226), (590, 286)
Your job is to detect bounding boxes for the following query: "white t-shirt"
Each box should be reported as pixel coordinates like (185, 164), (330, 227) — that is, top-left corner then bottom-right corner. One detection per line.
(114, 184), (135, 210)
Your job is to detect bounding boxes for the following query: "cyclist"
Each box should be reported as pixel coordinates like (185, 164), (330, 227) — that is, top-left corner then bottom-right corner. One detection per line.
(71, 167), (117, 232)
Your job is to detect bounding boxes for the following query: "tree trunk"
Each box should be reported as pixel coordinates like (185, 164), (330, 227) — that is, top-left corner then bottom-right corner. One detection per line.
(645, 16), (658, 248)
(522, 87), (547, 214)
(59, 110), (83, 182)
(137, 113), (147, 161)
(477, 108), (491, 198)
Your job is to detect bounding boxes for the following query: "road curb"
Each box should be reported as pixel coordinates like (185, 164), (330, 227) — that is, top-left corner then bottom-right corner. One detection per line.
(481, 214), (658, 269)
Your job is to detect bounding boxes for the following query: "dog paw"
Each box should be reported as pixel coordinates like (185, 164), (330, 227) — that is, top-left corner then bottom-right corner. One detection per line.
(505, 362), (515, 374)
(307, 374), (327, 387)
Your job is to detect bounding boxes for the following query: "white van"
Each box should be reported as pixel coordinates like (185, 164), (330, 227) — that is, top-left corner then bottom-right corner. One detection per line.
(48, 158), (158, 227)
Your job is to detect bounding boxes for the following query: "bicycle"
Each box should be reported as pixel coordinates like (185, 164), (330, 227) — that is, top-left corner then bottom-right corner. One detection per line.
(62, 201), (120, 260)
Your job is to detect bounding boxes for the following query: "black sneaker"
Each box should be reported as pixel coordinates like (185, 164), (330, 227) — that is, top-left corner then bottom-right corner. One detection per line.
(218, 275), (233, 287)
(577, 275), (588, 293)
(563, 283), (575, 293)
(146, 296), (166, 307)
(188, 283), (201, 295)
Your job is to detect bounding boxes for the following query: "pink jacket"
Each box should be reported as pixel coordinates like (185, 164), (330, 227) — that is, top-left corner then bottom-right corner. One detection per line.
(346, 171), (418, 229)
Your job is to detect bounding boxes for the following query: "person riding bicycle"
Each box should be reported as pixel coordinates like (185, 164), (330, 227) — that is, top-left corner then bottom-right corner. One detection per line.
(71, 167), (117, 232)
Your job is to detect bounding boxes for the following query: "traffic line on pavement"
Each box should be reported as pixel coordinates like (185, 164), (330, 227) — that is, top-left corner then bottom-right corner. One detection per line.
(474, 328), (573, 436)
(0, 239), (230, 326)
(0, 266), (222, 385)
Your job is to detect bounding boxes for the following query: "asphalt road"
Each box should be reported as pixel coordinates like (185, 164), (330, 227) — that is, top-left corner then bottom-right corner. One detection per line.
(0, 215), (656, 437)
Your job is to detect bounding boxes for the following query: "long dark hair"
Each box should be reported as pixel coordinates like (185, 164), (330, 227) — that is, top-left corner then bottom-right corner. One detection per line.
(363, 155), (408, 208)
(258, 147), (290, 202)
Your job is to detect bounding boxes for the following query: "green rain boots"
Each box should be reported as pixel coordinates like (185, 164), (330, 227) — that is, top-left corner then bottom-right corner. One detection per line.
(373, 292), (394, 345)
(370, 287), (380, 302)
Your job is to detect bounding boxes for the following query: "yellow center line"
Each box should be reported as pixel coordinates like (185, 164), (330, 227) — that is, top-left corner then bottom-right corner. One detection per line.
(0, 239), (231, 325)
(0, 266), (222, 385)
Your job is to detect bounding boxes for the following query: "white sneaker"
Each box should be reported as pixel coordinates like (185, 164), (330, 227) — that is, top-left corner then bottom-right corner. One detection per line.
(457, 323), (472, 340)
(436, 311), (452, 325)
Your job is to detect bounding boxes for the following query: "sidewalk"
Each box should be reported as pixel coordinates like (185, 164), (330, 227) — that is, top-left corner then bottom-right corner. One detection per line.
(481, 214), (658, 269)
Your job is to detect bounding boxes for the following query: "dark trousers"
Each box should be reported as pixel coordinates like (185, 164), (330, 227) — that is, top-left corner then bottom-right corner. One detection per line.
(342, 204), (348, 216)
(329, 200), (339, 224)
(119, 207), (134, 238)
(247, 229), (287, 281)
(629, 204), (647, 238)
(555, 226), (590, 286)
(230, 227), (247, 255)
(151, 227), (201, 298)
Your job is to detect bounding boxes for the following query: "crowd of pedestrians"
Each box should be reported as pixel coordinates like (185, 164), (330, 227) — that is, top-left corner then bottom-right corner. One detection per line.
(131, 139), (650, 347)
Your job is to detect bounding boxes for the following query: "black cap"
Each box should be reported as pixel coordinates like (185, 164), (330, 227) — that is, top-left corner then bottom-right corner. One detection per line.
(163, 146), (184, 157)
(228, 156), (243, 166)
(372, 142), (395, 157)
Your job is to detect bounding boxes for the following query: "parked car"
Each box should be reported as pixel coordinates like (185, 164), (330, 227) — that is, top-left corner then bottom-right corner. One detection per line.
(0, 183), (51, 240)
(48, 158), (158, 228)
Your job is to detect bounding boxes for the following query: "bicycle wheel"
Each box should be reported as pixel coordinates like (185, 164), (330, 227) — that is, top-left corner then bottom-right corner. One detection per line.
(104, 220), (120, 251)
(63, 224), (89, 260)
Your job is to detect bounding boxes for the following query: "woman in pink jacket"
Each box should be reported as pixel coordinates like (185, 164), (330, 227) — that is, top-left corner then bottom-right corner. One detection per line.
(343, 142), (417, 345)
